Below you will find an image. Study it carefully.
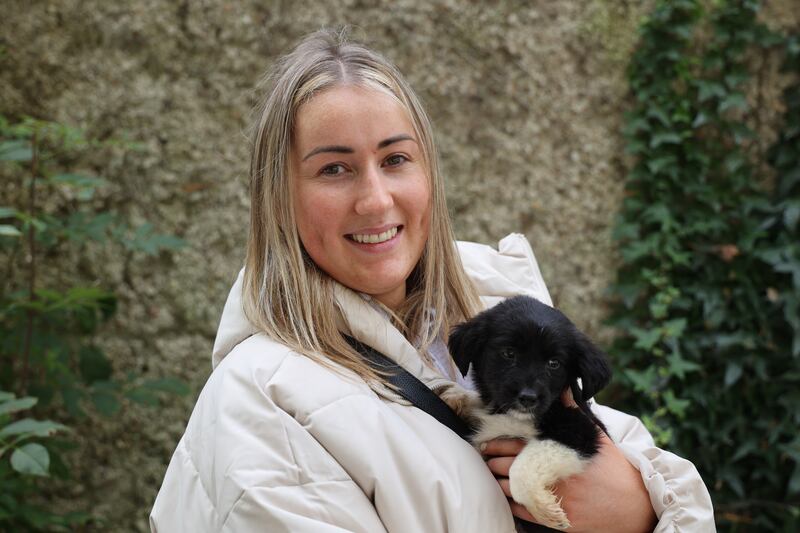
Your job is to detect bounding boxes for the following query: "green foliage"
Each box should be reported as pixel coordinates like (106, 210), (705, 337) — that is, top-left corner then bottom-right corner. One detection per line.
(609, 1), (800, 530)
(0, 115), (189, 530)
(0, 392), (88, 530)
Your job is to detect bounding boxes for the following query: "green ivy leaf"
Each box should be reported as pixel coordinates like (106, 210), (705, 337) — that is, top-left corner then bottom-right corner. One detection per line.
(0, 418), (68, 439)
(692, 112), (708, 128)
(724, 153), (746, 174)
(719, 93), (748, 113)
(119, 223), (186, 255)
(663, 390), (690, 418)
(662, 318), (688, 338)
(666, 351), (702, 379)
(647, 107), (671, 127)
(650, 132), (683, 148)
(49, 173), (109, 201)
(78, 346), (113, 384)
(789, 464), (800, 495)
(632, 328), (663, 351)
(0, 224), (21, 237)
(89, 389), (120, 417)
(125, 389), (159, 406)
(0, 139), (32, 161)
(61, 386), (84, 418)
(722, 469), (746, 498)
(625, 367), (660, 393)
(0, 397), (37, 416)
(10, 443), (49, 477)
(139, 377), (190, 396)
(697, 81), (726, 102)
(646, 155), (678, 174)
(724, 363), (743, 387)
(784, 202), (800, 231)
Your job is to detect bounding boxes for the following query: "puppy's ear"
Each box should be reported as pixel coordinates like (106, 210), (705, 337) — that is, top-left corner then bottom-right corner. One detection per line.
(572, 331), (612, 401)
(447, 319), (487, 377)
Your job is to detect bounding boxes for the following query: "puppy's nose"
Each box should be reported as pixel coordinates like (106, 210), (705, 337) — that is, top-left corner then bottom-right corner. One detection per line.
(518, 388), (539, 408)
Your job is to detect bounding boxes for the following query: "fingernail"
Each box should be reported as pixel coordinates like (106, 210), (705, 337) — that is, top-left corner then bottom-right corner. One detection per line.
(479, 442), (487, 452)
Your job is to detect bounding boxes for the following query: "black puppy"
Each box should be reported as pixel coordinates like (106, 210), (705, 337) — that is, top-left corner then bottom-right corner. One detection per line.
(447, 295), (612, 531)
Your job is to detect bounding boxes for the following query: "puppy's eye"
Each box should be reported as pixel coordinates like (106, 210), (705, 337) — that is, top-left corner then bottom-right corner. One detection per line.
(500, 348), (516, 360)
(547, 360), (561, 370)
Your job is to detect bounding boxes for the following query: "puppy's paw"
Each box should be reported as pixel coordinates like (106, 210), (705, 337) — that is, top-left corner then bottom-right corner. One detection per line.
(432, 383), (482, 423)
(509, 480), (570, 531)
(508, 440), (588, 531)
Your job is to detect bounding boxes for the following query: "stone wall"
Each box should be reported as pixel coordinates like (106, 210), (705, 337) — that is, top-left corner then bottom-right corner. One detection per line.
(0, 1), (795, 530)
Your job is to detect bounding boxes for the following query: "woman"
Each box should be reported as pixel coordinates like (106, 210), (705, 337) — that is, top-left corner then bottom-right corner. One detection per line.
(151, 29), (714, 532)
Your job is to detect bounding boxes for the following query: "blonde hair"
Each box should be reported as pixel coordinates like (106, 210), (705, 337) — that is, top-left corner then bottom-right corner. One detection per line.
(243, 28), (481, 383)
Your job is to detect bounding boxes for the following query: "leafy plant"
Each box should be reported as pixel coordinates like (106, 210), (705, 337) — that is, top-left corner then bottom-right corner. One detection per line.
(0, 115), (190, 529)
(0, 392), (88, 530)
(607, 0), (799, 530)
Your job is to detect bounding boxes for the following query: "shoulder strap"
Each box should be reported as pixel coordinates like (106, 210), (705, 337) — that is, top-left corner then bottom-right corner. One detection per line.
(344, 335), (473, 442)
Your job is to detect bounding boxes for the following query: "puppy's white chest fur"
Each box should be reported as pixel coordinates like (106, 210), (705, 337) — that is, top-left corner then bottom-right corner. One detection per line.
(471, 408), (538, 445)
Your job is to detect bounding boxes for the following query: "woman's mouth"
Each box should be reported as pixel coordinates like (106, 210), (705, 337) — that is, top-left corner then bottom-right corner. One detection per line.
(347, 225), (402, 244)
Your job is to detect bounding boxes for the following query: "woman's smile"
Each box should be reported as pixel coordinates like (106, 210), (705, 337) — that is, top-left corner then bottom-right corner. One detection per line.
(346, 224), (402, 246)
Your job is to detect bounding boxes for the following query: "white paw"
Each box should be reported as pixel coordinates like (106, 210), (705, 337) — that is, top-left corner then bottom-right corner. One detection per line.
(509, 471), (571, 530)
(434, 383), (482, 421)
(508, 440), (587, 531)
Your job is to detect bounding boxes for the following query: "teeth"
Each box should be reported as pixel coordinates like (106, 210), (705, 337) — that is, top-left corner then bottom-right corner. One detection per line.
(351, 226), (398, 244)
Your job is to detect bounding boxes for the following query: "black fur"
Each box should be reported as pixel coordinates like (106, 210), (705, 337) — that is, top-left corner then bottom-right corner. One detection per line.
(448, 295), (611, 458)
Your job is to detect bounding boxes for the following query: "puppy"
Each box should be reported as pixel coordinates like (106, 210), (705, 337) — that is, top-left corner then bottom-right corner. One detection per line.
(447, 295), (612, 531)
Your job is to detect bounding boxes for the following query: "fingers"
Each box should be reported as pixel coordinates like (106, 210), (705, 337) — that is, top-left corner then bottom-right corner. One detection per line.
(480, 438), (526, 457)
(486, 456), (516, 477)
(509, 501), (537, 523)
(482, 439), (542, 527)
(497, 477), (511, 497)
(498, 479), (539, 523)
(561, 386), (578, 407)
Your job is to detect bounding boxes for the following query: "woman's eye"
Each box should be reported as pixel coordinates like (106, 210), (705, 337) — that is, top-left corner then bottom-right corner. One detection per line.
(547, 360), (561, 370)
(501, 348), (515, 360)
(384, 154), (408, 167)
(320, 164), (346, 176)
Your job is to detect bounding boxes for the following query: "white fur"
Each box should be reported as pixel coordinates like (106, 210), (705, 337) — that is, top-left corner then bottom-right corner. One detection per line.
(471, 408), (589, 531)
(509, 439), (588, 530)
(471, 408), (538, 444)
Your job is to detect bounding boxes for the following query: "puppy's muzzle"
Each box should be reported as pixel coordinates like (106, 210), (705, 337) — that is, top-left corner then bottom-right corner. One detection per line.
(517, 387), (542, 409)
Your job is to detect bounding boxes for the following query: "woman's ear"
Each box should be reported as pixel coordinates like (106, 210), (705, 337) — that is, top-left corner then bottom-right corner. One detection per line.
(447, 320), (486, 377)
(573, 332), (612, 401)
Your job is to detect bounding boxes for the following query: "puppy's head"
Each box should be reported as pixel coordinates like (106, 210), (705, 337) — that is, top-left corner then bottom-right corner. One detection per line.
(447, 296), (611, 417)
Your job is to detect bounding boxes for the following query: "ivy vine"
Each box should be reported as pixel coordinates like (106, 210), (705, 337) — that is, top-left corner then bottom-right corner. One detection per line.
(608, 0), (799, 530)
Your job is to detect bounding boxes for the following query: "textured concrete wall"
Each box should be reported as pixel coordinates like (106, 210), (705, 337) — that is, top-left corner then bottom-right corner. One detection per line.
(0, 1), (794, 530)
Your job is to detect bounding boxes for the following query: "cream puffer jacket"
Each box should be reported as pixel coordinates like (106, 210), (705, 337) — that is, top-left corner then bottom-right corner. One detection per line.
(150, 234), (715, 532)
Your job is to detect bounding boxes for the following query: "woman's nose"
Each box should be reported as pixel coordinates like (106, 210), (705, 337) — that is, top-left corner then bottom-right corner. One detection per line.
(354, 166), (393, 215)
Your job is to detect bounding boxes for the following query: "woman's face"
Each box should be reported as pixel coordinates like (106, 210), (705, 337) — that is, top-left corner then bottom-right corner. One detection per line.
(290, 85), (431, 310)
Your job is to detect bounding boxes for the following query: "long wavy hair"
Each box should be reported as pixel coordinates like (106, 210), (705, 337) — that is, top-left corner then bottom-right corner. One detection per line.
(243, 28), (481, 383)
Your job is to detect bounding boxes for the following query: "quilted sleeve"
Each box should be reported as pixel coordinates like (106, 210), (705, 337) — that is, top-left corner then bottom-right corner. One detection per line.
(592, 403), (716, 532)
(150, 347), (387, 533)
(150, 435), (386, 533)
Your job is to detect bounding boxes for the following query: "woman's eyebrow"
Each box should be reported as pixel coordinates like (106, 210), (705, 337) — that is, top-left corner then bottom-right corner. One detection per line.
(377, 134), (416, 149)
(302, 134), (417, 162)
(302, 145), (353, 161)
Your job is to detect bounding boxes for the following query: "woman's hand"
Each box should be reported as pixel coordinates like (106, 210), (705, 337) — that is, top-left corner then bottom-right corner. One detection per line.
(481, 392), (657, 533)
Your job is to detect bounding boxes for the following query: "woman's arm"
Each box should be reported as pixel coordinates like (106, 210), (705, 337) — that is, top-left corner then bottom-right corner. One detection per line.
(484, 435), (657, 533)
(591, 402), (716, 532)
(482, 391), (715, 532)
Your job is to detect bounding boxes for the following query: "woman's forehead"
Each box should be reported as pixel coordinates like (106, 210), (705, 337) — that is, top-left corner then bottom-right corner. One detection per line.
(293, 85), (417, 151)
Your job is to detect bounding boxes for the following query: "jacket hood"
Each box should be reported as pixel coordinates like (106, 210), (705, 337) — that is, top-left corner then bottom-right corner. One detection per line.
(211, 233), (552, 370)
(212, 268), (257, 369)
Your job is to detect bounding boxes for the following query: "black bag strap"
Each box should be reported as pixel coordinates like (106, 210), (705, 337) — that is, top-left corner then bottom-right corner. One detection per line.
(344, 335), (473, 442)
